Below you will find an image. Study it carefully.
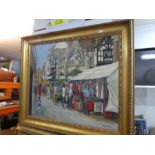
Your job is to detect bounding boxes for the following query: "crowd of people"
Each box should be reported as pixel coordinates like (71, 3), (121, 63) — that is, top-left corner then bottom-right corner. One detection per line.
(33, 80), (110, 118)
(33, 82), (74, 110)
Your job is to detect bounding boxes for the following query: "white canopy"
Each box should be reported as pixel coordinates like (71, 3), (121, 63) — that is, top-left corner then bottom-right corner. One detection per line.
(105, 69), (118, 113)
(69, 62), (118, 81)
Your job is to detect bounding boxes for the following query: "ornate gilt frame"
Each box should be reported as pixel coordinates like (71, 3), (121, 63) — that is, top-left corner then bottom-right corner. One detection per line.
(17, 20), (134, 135)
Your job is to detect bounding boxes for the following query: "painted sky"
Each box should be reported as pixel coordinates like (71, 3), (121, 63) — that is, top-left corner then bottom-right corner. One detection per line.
(34, 43), (55, 68)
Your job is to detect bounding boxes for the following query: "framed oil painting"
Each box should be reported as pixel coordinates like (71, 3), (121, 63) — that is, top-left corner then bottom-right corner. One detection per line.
(17, 20), (134, 134)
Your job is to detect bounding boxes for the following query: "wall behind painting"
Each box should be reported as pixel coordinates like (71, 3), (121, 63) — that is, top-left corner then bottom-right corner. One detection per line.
(135, 22), (155, 129)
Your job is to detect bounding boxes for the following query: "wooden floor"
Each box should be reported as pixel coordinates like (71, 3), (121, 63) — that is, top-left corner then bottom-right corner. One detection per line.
(0, 127), (17, 135)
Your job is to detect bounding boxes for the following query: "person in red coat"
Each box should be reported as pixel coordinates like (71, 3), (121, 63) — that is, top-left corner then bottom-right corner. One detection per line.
(37, 83), (43, 98)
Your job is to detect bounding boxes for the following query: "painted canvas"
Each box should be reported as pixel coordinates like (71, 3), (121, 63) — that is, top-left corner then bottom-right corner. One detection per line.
(29, 35), (120, 131)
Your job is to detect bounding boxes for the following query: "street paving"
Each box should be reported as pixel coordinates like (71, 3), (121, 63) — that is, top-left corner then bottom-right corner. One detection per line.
(32, 95), (118, 130)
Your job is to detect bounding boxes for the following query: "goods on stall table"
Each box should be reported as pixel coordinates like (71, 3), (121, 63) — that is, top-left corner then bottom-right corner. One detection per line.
(87, 100), (94, 112)
(104, 111), (118, 119)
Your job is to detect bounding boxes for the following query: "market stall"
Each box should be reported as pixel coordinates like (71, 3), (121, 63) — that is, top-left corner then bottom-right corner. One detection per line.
(68, 61), (119, 118)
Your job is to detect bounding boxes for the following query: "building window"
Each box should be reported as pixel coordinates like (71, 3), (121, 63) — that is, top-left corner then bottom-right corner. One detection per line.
(96, 36), (113, 66)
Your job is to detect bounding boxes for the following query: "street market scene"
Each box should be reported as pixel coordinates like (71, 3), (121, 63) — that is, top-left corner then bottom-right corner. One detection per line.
(30, 35), (119, 130)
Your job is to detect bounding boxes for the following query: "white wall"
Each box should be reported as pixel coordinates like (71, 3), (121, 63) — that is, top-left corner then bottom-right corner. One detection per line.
(135, 22), (155, 49)
(135, 87), (155, 128)
(135, 22), (155, 129)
